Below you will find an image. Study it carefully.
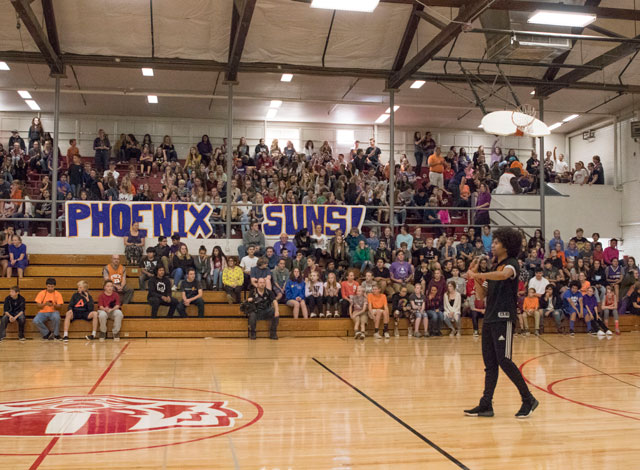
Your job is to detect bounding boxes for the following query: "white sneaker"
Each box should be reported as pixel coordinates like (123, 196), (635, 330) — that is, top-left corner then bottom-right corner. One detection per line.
(374, 332), (382, 339)
(354, 331), (361, 339)
(449, 330), (455, 337)
(384, 332), (390, 338)
(606, 330), (613, 336)
(319, 313), (325, 318)
(456, 330), (461, 337)
(334, 312), (340, 318)
(597, 330), (606, 337)
(171, 285), (177, 291)
(310, 313), (317, 318)
(394, 327), (399, 337)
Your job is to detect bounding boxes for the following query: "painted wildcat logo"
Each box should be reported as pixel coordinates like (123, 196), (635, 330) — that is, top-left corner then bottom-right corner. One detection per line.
(0, 395), (241, 436)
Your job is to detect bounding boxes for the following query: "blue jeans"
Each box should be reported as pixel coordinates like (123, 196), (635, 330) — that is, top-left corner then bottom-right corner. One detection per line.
(427, 310), (444, 334)
(33, 311), (61, 337)
(172, 268), (184, 287)
(414, 151), (424, 173)
(211, 269), (222, 288)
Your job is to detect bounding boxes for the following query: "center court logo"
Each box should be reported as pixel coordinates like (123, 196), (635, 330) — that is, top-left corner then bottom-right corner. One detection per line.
(0, 395), (241, 436)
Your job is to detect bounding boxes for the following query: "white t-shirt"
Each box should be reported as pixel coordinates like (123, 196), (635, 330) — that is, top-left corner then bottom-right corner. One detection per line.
(313, 234), (329, 251)
(528, 276), (550, 295)
(240, 255), (258, 274)
(573, 168), (589, 185)
(494, 173), (515, 194)
(554, 160), (569, 174)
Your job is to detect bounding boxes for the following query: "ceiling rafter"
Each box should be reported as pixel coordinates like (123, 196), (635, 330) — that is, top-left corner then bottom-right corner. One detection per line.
(227, 0), (257, 82)
(392, 2), (425, 72)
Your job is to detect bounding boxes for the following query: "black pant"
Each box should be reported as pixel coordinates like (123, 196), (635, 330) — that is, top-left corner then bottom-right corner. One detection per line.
(324, 296), (339, 312)
(471, 310), (484, 330)
(149, 296), (180, 318)
(480, 321), (532, 408)
(248, 308), (278, 337)
(306, 296), (323, 314)
(183, 297), (205, 317)
(0, 315), (25, 339)
(340, 299), (351, 317)
(225, 285), (243, 303)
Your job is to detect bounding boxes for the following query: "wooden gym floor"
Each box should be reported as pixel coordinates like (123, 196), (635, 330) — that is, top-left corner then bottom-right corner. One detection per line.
(0, 333), (638, 469)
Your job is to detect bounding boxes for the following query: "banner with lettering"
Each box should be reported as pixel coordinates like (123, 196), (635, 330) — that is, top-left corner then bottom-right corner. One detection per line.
(65, 201), (214, 238)
(262, 204), (366, 238)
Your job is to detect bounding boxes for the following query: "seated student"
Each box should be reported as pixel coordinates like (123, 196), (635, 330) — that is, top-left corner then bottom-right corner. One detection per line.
(629, 283), (640, 316)
(448, 267), (466, 297)
(246, 277), (280, 340)
(539, 285), (563, 334)
(562, 281), (584, 336)
(291, 251), (306, 274)
(264, 246), (278, 270)
(349, 286), (368, 340)
(583, 286), (611, 337)
(271, 258), (289, 303)
(0, 285), (25, 341)
(470, 296), (485, 337)
(171, 244), (195, 291)
(148, 266), (180, 318)
(323, 272), (341, 318)
(179, 268), (204, 317)
(443, 281), (462, 337)
(139, 247), (158, 290)
(97, 280), (123, 341)
(360, 270), (377, 296)
(519, 287), (541, 336)
(222, 257), (245, 304)
(371, 258), (392, 295)
(410, 283), (427, 338)
(302, 256), (323, 282)
(63, 280), (98, 342)
(368, 284), (390, 339)
(154, 236), (171, 272)
(389, 251), (414, 293)
(250, 257), (272, 291)
(240, 245), (258, 288)
(193, 245), (210, 286)
(103, 255), (134, 304)
(426, 284), (444, 336)
(605, 257), (623, 298)
(374, 239), (392, 267)
(456, 234), (473, 263)
(7, 234), (28, 278)
(33, 277), (63, 340)
(601, 285), (619, 334)
(351, 239), (373, 272)
(285, 267), (308, 319)
(305, 271), (324, 318)
(340, 270), (359, 318)
(391, 285), (412, 337)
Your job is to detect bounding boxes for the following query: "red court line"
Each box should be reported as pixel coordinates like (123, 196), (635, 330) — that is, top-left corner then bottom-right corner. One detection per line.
(29, 342), (130, 469)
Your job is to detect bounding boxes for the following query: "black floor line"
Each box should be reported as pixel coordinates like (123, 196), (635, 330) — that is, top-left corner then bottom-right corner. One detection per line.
(312, 357), (471, 470)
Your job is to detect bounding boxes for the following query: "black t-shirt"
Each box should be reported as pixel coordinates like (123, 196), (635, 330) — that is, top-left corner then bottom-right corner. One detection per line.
(139, 257), (158, 273)
(391, 292), (410, 311)
(592, 166), (604, 185)
(253, 288), (275, 313)
(414, 268), (432, 286)
(180, 279), (201, 299)
(371, 266), (390, 279)
(484, 257), (519, 323)
(420, 247), (439, 262)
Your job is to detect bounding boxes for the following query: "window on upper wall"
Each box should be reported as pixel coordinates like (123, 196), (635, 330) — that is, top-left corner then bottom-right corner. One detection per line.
(266, 128), (300, 152)
(337, 129), (355, 145)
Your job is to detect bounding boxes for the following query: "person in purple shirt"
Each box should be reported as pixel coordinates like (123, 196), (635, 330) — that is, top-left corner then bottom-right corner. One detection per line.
(390, 251), (414, 293)
(474, 183), (491, 226)
(274, 234), (297, 258)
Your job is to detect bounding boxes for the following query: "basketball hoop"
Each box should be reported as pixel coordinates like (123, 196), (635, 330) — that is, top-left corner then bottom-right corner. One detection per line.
(511, 104), (537, 137)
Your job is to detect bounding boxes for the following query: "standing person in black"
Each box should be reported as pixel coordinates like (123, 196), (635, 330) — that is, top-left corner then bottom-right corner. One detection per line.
(0, 286), (26, 341)
(464, 228), (539, 419)
(148, 266), (180, 318)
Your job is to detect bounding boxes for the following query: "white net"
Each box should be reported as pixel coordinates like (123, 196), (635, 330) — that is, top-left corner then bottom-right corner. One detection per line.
(511, 104), (537, 134)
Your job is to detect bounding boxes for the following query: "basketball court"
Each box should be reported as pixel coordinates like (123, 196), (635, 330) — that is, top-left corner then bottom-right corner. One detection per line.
(1, 334), (638, 469)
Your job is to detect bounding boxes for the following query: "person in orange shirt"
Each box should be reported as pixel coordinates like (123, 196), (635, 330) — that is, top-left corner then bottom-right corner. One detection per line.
(427, 146), (445, 189)
(578, 272), (591, 295)
(32, 277), (64, 340)
(519, 288), (541, 336)
(66, 139), (80, 168)
(367, 284), (389, 339)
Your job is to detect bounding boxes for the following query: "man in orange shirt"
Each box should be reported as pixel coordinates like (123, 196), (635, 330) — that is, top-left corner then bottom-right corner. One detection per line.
(368, 285), (389, 339)
(102, 255), (134, 304)
(519, 288), (541, 336)
(32, 278), (64, 340)
(427, 146), (445, 189)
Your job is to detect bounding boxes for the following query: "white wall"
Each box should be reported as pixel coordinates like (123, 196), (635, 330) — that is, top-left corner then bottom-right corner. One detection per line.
(568, 120), (615, 185)
(618, 115), (640, 258)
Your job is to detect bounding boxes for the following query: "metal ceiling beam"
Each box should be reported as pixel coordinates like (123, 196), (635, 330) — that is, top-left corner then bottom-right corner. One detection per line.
(10, 0), (63, 75)
(2, 50), (640, 94)
(585, 23), (626, 39)
(538, 32), (640, 97)
(415, 9), (447, 30)
(374, 0), (640, 21)
(541, 0), (600, 83)
(41, 0), (60, 55)
(388, 0), (494, 89)
(392, 2), (424, 72)
(226, 0), (257, 82)
(431, 56), (602, 70)
(467, 28), (640, 44)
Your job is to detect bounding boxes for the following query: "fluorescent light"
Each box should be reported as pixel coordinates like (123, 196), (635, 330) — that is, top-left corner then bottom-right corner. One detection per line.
(147, 95), (158, 104)
(17, 90), (32, 99)
(563, 114), (579, 123)
(375, 114), (390, 124)
(281, 73), (293, 82)
(528, 10), (596, 27)
(141, 68), (154, 76)
(530, 90), (536, 95)
(270, 100), (282, 108)
(410, 80), (425, 89)
(25, 100), (40, 111)
(311, 0), (379, 12)
(385, 106), (400, 113)
(548, 122), (563, 131)
(266, 108), (278, 119)
(0, 62), (9, 71)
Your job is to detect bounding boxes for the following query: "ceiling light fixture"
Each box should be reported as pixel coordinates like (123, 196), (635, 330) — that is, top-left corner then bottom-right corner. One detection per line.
(563, 114), (579, 122)
(528, 10), (596, 28)
(141, 68), (154, 77)
(375, 114), (390, 124)
(266, 108), (278, 120)
(147, 95), (158, 104)
(410, 80), (425, 89)
(25, 100), (40, 111)
(280, 73), (293, 82)
(548, 122), (563, 131)
(270, 100), (283, 108)
(311, 0), (379, 13)
(17, 90), (32, 99)
(385, 106), (400, 114)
